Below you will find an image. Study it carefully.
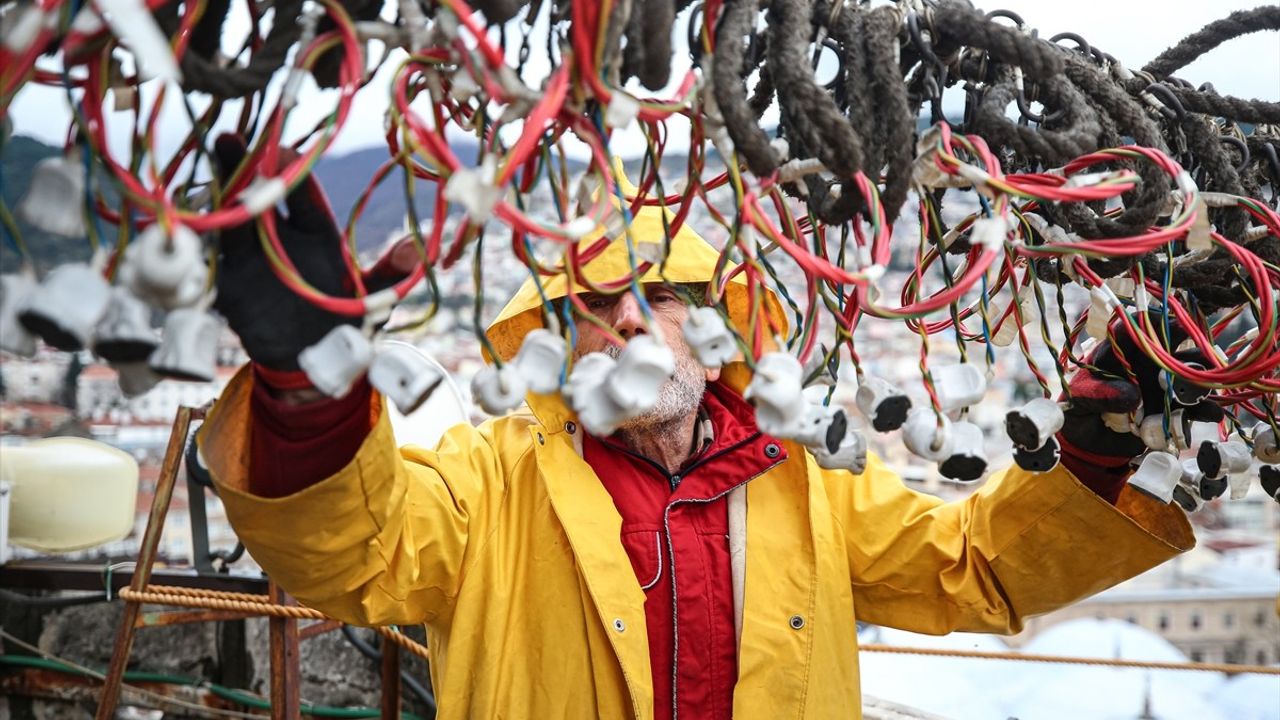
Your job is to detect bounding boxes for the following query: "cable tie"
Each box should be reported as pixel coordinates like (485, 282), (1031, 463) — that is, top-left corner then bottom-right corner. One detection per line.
(605, 92), (641, 130)
(96, 0), (182, 82)
(242, 177), (287, 216)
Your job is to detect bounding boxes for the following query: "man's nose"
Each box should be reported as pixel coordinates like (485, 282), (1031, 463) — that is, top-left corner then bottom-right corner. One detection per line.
(613, 292), (647, 340)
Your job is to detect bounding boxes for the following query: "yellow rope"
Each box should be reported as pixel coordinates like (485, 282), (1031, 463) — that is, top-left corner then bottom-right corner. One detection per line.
(120, 585), (432, 660)
(126, 587), (1271, 676)
(859, 643), (1280, 676)
(373, 626), (431, 662)
(119, 588), (326, 620)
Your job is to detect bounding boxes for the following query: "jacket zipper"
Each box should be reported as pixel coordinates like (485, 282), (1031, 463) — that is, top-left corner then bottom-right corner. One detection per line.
(660, 453), (782, 720)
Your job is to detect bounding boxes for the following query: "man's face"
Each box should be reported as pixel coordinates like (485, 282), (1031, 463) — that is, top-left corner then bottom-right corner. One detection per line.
(573, 283), (719, 430)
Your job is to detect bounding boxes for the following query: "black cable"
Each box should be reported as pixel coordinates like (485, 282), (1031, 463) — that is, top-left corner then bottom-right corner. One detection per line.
(0, 588), (110, 609)
(340, 625), (438, 717)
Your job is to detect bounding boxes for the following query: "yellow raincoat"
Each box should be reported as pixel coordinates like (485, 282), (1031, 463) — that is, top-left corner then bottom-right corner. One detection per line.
(199, 190), (1194, 719)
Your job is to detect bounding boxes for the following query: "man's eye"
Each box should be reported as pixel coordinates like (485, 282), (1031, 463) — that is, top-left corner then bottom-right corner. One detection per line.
(648, 290), (678, 304)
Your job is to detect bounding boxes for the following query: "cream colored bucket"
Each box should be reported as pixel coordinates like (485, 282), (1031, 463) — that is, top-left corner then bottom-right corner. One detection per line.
(0, 437), (139, 552)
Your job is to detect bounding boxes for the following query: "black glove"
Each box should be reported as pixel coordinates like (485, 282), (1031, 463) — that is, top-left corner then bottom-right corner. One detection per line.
(212, 135), (407, 371)
(1059, 315), (1223, 477)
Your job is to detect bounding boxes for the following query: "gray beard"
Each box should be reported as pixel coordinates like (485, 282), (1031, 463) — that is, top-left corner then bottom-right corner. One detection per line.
(600, 341), (707, 434)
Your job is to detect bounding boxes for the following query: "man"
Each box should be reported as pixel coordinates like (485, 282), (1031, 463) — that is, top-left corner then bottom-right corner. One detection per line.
(198, 138), (1194, 719)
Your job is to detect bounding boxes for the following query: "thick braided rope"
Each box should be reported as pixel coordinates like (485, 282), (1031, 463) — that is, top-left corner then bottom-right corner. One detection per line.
(1143, 6), (1280, 78)
(121, 585), (433, 661)
(859, 644), (1280, 676)
(373, 626), (431, 662)
(119, 587), (327, 620)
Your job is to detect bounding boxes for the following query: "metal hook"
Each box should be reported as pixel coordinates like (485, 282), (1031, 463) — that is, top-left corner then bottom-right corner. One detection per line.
(1049, 32), (1092, 58)
(1143, 83), (1187, 122)
(1218, 135), (1251, 174)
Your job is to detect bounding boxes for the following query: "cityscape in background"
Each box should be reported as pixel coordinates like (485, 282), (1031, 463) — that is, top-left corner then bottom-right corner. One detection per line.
(1, 140), (1276, 718)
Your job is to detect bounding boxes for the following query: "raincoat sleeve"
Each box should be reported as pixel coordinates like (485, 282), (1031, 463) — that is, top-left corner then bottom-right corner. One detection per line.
(197, 366), (505, 627)
(824, 452), (1195, 635)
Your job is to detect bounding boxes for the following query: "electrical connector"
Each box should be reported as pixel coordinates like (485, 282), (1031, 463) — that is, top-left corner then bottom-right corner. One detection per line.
(298, 325), (374, 399)
(369, 342), (445, 415)
(682, 307), (737, 369)
(793, 403), (848, 454)
(932, 363), (987, 412)
(149, 308), (223, 382)
(513, 328), (566, 395)
(1195, 440), (1251, 481)
(0, 273), (39, 357)
(1005, 398), (1064, 451)
(811, 425), (868, 475)
(1157, 363), (1209, 406)
(1013, 436), (1061, 473)
(112, 361), (160, 398)
(606, 335), (675, 414)
(1259, 466), (1280, 503)
(1138, 411), (1189, 452)
(902, 407), (954, 461)
(938, 420), (988, 482)
(1126, 451), (1181, 504)
(471, 363), (529, 416)
(94, 287), (159, 363)
(854, 376), (911, 432)
(1251, 425), (1279, 464)
(16, 155), (87, 238)
(18, 262), (111, 352)
(564, 352), (628, 435)
(744, 352), (807, 438)
(117, 222), (208, 309)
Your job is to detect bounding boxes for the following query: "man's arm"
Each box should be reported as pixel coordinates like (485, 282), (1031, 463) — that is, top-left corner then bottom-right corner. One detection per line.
(198, 365), (506, 627)
(822, 452), (1193, 636)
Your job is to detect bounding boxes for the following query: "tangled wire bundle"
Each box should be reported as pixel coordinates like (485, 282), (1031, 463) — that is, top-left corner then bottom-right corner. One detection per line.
(1, 0), (1278, 483)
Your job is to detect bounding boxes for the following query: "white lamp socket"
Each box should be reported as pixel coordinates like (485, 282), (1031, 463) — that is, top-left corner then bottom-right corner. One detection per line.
(112, 360), (161, 398)
(812, 427), (868, 475)
(368, 343), (445, 415)
(939, 420), (988, 482)
(0, 273), (39, 357)
(793, 403), (848, 453)
(1252, 425), (1280, 464)
(513, 328), (566, 395)
(118, 223), (208, 310)
(298, 325), (374, 399)
(682, 307), (737, 368)
(471, 363), (529, 416)
(1005, 397), (1064, 451)
(1138, 412), (1189, 451)
(94, 287), (159, 363)
(1195, 440), (1251, 480)
(16, 155), (87, 238)
(932, 363), (987, 412)
(564, 352), (628, 435)
(1127, 451), (1181, 503)
(902, 407), (954, 462)
(744, 352), (807, 438)
(606, 335), (675, 413)
(19, 262), (111, 351)
(149, 308), (223, 382)
(855, 376), (911, 432)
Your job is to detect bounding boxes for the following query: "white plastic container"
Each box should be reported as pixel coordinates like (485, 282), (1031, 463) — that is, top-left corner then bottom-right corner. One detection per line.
(0, 437), (139, 552)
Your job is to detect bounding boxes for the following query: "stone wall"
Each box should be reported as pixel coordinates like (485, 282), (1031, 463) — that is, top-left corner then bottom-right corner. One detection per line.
(0, 592), (434, 719)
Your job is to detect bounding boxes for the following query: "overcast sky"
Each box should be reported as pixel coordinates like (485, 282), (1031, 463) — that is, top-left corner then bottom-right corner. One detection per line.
(7, 0), (1278, 159)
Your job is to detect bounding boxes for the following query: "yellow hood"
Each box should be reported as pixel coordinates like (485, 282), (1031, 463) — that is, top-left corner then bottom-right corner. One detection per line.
(484, 164), (787, 365)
